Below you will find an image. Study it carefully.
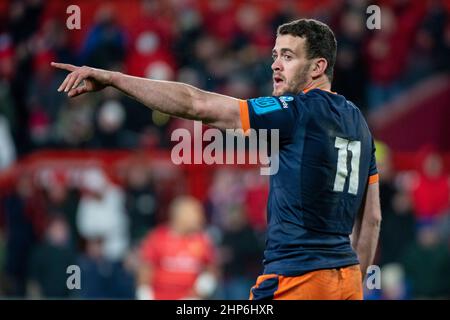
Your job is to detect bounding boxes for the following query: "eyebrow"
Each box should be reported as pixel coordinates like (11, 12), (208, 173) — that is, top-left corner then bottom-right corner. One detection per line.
(272, 48), (296, 55)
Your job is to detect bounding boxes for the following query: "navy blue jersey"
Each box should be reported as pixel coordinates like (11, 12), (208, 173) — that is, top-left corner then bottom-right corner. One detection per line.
(240, 88), (378, 276)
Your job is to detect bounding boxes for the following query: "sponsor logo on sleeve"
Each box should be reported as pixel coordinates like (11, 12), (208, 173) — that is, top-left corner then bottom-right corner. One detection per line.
(250, 97), (282, 115)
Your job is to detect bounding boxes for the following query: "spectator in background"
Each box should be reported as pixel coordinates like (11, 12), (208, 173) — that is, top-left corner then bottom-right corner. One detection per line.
(365, 1), (427, 110)
(219, 205), (264, 300)
(126, 0), (176, 79)
(188, 34), (225, 91)
(402, 222), (450, 299)
(233, 3), (273, 53)
(202, 0), (239, 45)
(2, 174), (39, 297)
(90, 99), (137, 149)
(124, 161), (157, 245)
(404, 1), (450, 85)
(26, 50), (66, 148)
(7, 0), (43, 44)
(333, 7), (367, 113)
(380, 188), (416, 267)
(411, 152), (450, 223)
(243, 169), (268, 233)
(27, 17), (73, 128)
(76, 168), (130, 262)
(206, 169), (244, 229)
(41, 172), (81, 250)
(376, 141), (415, 266)
(137, 196), (218, 300)
(79, 5), (126, 70)
(380, 263), (408, 300)
(54, 95), (95, 149)
(27, 215), (76, 299)
(36, 18), (75, 67)
(76, 237), (135, 299)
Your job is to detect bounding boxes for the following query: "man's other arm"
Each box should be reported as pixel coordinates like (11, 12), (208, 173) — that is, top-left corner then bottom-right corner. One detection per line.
(351, 182), (382, 280)
(51, 63), (242, 130)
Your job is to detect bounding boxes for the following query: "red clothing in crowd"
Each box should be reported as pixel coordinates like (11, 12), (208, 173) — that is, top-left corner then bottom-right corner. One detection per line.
(140, 225), (215, 300)
(412, 175), (450, 220)
(245, 183), (268, 231)
(365, 1), (427, 85)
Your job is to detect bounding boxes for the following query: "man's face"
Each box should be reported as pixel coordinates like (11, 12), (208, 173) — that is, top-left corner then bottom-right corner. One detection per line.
(271, 35), (312, 96)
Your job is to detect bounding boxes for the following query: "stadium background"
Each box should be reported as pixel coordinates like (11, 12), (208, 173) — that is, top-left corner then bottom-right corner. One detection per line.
(0, 0), (449, 299)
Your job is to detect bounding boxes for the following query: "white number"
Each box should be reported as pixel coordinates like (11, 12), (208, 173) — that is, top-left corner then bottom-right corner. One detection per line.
(333, 137), (361, 195)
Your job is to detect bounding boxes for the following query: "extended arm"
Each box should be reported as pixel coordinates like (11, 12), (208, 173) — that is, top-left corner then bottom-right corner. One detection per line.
(51, 63), (242, 130)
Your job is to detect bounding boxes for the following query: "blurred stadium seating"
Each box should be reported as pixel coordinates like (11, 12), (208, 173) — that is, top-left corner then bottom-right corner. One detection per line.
(0, 0), (449, 299)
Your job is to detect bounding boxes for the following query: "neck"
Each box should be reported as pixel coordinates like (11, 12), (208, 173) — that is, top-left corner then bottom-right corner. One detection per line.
(302, 76), (331, 93)
(170, 223), (183, 235)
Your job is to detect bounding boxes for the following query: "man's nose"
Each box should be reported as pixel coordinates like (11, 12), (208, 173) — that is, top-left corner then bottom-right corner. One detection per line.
(271, 58), (282, 72)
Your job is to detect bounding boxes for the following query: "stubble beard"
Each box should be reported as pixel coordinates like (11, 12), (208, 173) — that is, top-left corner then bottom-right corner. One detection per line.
(272, 62), (311, 96)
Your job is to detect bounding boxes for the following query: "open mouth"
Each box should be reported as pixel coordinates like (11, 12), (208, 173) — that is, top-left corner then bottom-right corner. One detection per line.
(273, 75), (284, 86)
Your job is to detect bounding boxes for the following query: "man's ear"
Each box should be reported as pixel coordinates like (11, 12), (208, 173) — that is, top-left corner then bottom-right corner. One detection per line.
(311, 58), (328, 79)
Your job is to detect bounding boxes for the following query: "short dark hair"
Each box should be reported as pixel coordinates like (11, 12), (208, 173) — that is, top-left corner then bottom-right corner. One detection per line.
(277, 19), (337, 82)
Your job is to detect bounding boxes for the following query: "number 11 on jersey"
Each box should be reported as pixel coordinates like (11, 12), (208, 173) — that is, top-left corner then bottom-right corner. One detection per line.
(333, 137), (361, 195)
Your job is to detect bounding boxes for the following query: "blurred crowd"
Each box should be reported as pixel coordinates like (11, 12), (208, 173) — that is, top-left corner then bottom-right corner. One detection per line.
(366, 142), (450, 299)
(0, 0), (449, 300)
(0, 0), (448, 157)
(0, 158), (268, 299)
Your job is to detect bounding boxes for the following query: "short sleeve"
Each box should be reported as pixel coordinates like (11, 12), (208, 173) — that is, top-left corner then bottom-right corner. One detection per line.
(239, 95), (299, 142)
(368, 139), (379, 184)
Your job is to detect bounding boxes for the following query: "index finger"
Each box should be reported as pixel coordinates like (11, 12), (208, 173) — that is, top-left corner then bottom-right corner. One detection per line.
(51, 62), (77, 72)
